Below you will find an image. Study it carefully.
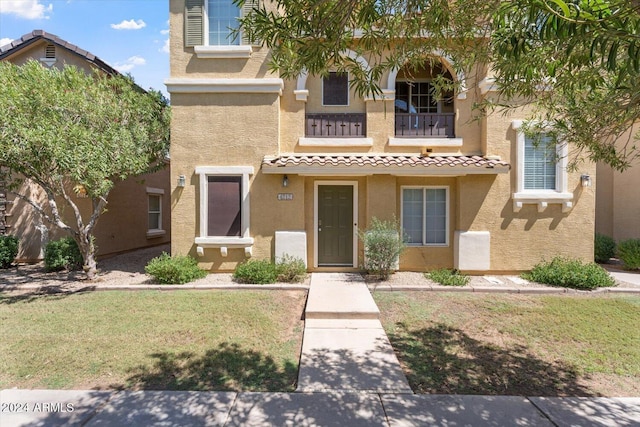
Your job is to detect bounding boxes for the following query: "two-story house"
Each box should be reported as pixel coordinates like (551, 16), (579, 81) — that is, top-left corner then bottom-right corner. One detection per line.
(0, 30), (171, 261)
(167, 0), (595, 273)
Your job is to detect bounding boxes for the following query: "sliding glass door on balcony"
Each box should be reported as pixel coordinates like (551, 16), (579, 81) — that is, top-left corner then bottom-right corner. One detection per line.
(395, 81), (454, 138)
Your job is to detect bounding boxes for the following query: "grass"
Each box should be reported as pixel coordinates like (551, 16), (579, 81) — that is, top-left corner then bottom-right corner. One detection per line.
(374, 292), (640, 397)
(0, 290), (306, 391)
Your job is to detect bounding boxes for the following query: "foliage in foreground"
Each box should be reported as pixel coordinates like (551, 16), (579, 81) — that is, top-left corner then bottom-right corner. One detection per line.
(358, 217), (406, 280)
(426, 268), (470, 287)
(233, 256), (307, 284)
(145, 253), (207, 284)
(0, 235), (19, 269)
(237, 0), (640, 169)
(616, 239), (640, 270)
(0, 60), (170, 279)
(44, 237), (83, 272)
(594, 233), (616, 264)
(522, 257), (615, 290)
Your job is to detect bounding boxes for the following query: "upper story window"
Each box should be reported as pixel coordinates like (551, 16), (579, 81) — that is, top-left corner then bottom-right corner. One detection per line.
(512, 120), (573, 212)
(395, 81), (439, 114)
(185, 0), (259, 49)
(523, 134), (557, 190)
(207, 0), (240, 46)
(323, 72), (349, 106)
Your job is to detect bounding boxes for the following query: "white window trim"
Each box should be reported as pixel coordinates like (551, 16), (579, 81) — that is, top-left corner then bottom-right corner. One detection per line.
(194, 166), (254, 256)
(321, 71), (350, 107)
(512, 120), (573, 213)
(401, 186), (450, 247)
(146, 187), (165, 238)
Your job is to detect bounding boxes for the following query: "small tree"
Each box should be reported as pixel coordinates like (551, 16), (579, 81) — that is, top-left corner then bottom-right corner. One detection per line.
(0, 61), (170, 279)
(358, 217), (406, 279)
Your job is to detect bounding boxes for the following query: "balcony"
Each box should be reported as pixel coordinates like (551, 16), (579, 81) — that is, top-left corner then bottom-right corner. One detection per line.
(305, 113), (366, 138)
(395, 113), (455, 138)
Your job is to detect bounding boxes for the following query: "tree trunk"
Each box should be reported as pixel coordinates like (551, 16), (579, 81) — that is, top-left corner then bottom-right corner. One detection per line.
(76, 231), (98, 280)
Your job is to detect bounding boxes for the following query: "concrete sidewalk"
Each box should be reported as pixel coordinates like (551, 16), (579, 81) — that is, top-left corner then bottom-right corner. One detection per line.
(2, 389), (639, 426)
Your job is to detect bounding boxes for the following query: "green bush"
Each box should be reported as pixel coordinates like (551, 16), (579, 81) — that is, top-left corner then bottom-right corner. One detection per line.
(522, 257), (615, 289)
(276, 255), (307, 283)
(233, 259), (278, 284)
(145, 252), (207, 284)
(426, 268), (470, 286)
(44, 237), (83, 272)
(594, 233), (616, 263)
(0, 235), (19, 269)
(617, 239), (640, 270)
(358, 217), (406, 280)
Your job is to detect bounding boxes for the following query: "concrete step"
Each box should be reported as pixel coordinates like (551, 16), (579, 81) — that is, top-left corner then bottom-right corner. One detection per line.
(305, 273), (380, 320)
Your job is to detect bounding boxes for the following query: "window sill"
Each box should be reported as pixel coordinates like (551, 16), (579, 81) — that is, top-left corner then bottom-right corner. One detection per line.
(299, 137), (373, 147)
(513, 191), (574, 213)
(195, 237), (254, 258)
(146, 229), (166, 239)
(194, 45), (252, 59)
(389, 137), (463, 147)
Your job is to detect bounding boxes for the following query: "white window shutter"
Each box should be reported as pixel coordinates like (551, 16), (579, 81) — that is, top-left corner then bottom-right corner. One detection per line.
(241, 0), (260, 46)
(185, 0), (204, 47)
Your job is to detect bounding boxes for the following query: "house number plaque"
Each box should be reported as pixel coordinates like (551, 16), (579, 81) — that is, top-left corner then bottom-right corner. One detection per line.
(277, 193), (294, 201)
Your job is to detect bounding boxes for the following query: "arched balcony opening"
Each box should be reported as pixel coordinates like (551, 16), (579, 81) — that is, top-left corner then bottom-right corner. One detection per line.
(393, 62), (457, 139)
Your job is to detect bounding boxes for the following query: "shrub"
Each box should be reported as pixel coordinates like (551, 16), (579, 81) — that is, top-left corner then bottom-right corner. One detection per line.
(275, 255), (307, 283)
(522, 257), (615, 290)
(594, 233), (616, 263)
(233, 259), (278, 284)
(44, 237), (83, 272)
(358, 217), (406, 280)
(0, 235), (19, 269)
(145, 252), (207, 284)
(426, 268), (470, 287)
(617, 239), (640, 270)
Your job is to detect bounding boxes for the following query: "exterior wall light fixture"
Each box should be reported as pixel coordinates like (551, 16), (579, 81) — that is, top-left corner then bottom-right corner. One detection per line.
(177, 174), (186, 187)
(283, 174), (289, 187)
(580, 174), (592, 187)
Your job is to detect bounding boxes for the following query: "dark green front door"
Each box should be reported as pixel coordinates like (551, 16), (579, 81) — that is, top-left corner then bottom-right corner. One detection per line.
(318, 185), (354, 266)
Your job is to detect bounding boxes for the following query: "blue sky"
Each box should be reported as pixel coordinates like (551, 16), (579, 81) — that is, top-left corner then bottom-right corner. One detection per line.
(0, 0), (170, 97)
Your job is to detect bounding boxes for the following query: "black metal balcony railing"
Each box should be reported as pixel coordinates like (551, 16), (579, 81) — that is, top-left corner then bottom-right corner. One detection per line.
(305, 113), (366, 138)
(395, 113), (455, 138)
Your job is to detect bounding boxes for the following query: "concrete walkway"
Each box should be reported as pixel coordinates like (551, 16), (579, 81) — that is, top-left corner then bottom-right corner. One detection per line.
(298, 273), (412, 393)
(2, 272), (639, 426)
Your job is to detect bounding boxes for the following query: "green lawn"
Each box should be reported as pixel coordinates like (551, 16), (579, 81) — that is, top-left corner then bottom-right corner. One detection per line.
(373, 292), (640, 397)
(0, 290), (306, 391)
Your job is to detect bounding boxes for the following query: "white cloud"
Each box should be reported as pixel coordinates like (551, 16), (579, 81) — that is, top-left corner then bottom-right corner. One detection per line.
(0, 38), (14, 48)
(110, 19), (146, 30)
(160, 20), (170, 54)
(0, 0), (53, 20)
(114, 55), (146, 73)
(160, 38), (169, 54)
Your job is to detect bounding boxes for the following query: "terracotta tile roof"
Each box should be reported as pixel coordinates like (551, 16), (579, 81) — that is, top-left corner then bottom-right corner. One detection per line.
(262, 154), (510, 175)
(0, 30), (119, 76)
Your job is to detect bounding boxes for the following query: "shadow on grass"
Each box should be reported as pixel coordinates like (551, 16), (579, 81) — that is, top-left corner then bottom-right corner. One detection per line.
(0, 286), (96, 304)
(116, 342), (299, 392)
(388, 322), (596, 397)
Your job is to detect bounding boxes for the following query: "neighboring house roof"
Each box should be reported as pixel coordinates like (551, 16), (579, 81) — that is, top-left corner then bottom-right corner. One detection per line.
(0, 30), (120, 76)
(262, 154), (511, 175)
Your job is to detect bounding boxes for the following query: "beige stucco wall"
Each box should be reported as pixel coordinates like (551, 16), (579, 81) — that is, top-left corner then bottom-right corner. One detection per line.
(2, 37), (171, 261)
(595, 124), (640, 241)
(168, 0), (596, 273)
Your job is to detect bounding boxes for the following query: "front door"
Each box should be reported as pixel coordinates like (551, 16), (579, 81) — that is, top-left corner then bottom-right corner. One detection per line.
(317, 185), (354, 266)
